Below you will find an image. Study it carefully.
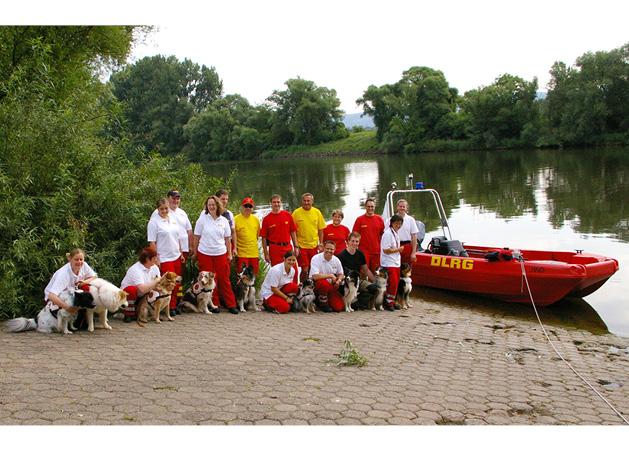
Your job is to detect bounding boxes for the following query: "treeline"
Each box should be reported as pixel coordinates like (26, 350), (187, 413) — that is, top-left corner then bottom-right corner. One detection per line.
(0, 26), (226, 318)
(105, 41), (629, 161)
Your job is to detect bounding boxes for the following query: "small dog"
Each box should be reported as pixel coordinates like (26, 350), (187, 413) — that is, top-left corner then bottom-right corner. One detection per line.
(339, 269), (360, 312)
(294, 279), (316, 313)
(396, 263), (413, 309)
(369, 267), (388, 311)
(83, 278), (129, 332)
(233, 264), (258, 312)
(136, 272), (181, 326)
(179, 271), (217, 314)
(6, 288), (96, 334)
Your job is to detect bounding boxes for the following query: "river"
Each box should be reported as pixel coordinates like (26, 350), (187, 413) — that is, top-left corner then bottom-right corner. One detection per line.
(205, 147), (629, 337)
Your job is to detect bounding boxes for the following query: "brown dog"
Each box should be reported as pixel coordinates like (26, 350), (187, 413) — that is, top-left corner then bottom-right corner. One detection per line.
(368, 267), (388, 311)
(136, 272), (182, 326)
(395, 263), (413, 309)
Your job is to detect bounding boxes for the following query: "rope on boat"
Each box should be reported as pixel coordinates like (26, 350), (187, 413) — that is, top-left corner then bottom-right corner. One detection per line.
(518, 258), (629, 425)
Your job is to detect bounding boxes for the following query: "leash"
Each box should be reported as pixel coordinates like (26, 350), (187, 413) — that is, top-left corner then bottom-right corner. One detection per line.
(517, 256), (629, 425)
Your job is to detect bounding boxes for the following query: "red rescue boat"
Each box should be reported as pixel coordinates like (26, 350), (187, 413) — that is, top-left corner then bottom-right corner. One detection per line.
(385, 185), (619, 306)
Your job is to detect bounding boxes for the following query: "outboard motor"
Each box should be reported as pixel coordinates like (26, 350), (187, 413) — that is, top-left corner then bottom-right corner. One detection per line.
(429, 236), (468, 257)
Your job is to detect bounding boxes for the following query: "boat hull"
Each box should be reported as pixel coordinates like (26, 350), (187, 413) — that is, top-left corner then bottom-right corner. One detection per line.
(410, 245), (619, 306)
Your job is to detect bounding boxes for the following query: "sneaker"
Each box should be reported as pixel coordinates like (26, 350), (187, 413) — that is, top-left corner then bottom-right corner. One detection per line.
(212, 307), (220, 314)
(321, 305), (333, 313)
(228, 307), (239, 314)
(123, 315), (132, 323)
(394, 304), (401, 310)
(384, 304), (395, 312)
(174, 307), (182, 315)
(170, 308), (177, 316)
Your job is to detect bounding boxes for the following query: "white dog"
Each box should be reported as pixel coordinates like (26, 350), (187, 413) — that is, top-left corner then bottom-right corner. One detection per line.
(83, 278), (129, 332)
(6, 288), (96, 334)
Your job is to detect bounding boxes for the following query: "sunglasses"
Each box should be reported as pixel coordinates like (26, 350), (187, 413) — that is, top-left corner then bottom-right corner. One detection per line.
(243, 204), (253, 208)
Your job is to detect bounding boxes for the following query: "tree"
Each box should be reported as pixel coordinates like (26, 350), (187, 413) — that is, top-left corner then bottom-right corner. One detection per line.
(461, 74), (539, 148)
(357, 66), (459, 150)
(183, 94), (265, 161)
(267, 77), (346, 146)
(109, 55), (223, 155)
(545, 43), (629, 146)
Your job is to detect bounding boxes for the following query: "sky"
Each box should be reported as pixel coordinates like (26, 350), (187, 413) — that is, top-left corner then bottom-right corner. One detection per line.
(6, 0), (629, 114)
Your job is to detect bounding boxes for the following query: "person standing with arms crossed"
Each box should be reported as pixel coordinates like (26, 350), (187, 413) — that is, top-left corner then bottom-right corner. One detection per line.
(292, 193), (325, 283)
(351, 198), (385, 274)
(396, 199), (419, 264)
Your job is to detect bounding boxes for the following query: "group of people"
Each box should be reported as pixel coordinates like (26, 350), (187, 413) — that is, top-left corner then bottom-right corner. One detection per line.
(43, 189), (421, 321)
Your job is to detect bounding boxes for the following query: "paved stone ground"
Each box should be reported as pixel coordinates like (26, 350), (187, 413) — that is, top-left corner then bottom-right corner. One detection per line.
(1, 294), (628, 426)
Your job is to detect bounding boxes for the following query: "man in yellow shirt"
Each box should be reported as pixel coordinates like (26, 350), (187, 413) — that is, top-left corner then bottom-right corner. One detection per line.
(234, 197), (261, 274)
(292, 193), (325, 283)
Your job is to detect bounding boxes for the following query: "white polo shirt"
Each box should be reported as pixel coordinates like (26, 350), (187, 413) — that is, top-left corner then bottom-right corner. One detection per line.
(380, 227), (401, 268)
(151, 207), (193, 252)
(194, 212), (231, 256)
(398, 213), (419, 242)
(44, 262), (97, 301)
(309, 252), (343, 282)
(259, 262), (296, 301)
(120, 261), (161, 295)
(147, 214), (181, 262)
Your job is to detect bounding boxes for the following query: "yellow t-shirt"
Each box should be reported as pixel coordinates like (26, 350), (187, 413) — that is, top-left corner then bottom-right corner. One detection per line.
(234, 213), (261, 258)
(292, 207), (325, 249)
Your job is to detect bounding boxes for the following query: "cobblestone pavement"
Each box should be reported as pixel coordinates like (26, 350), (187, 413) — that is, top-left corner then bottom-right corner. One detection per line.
(1, 295), (628, 426)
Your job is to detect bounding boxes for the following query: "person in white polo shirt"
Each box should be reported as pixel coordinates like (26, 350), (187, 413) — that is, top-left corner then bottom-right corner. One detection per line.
(147, 197), (183, 316)
(120, 247), (162, 323)
(44, 248), (97, 315)
(380, 215), (404, 311)
(396, 199), (419, 264)
(309, 241), (345, 312)
(259, 250), (299, 314)
(192, 195), (239, 314)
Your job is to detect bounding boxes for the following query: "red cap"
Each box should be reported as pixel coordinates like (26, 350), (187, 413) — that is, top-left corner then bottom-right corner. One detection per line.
(242, 197), (254, 207)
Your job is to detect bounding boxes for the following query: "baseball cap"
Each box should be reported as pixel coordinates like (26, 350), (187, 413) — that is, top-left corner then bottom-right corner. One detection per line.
(167, 189), (181, 198)
(242, 197), (254, 207)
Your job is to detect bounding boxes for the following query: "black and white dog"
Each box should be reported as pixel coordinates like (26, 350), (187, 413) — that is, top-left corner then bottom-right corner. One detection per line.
(370, 267), (388, 311)
(234, 264), (258, 312)
(6, 288), (95, 334)
(294, 279), (316, 314)
(338, 269), (360, 312)
(396, 263), (413, 309)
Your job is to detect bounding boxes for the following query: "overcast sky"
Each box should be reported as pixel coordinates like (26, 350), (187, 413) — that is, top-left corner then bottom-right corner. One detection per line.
(8, 0), (629, 114)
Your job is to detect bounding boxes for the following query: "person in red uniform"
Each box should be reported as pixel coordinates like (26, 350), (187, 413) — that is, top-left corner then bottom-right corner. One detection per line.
(261, 194), (299, 266)
(323, 209), (350, 256)
(351, 198), (385, 274)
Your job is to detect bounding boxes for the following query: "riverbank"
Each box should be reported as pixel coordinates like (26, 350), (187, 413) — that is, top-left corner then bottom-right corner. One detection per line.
(2, 291), (627, 426)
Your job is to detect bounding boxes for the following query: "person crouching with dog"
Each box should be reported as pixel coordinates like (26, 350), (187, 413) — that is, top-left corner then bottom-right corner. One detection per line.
(191, 195), (239, 314)
(380, 215), (405, 311)
(44, 248), (98, 315)
(148, 197), (184, 317)
(120, 247), (162, 323)
(259, 251), (299, 314)
(309, 241), (345, 312)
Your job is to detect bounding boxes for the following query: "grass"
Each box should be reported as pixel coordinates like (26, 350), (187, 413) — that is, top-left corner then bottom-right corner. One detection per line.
(259, 131), (379, 159)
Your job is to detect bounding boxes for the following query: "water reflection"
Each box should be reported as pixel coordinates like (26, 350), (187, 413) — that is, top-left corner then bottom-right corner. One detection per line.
(205, 147), (629, 336)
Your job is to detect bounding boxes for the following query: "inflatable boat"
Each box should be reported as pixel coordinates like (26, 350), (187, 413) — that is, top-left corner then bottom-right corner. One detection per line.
(384, 185), (619, 306)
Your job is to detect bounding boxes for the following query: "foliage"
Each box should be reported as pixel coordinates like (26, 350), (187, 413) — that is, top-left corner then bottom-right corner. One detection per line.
(333, 340), (368, 367)
(183, 94), (267, 161)
(0, 26), (225, 319)
(267, 77), (347, 146)
(460, 74), (539, 148)
(108, 55), (223, 156)
(357, 66), (459, 151)
(545, 43), (629, 146)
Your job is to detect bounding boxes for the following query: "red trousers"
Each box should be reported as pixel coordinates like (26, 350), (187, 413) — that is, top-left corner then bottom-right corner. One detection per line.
(262, 283), (299, 314)
(314, 279), (344, 312)
(384, 266), (400, 306)
(363, 252), (380, 274)
(235, 257), (259, 274)
(197, 252), (236, 308)
(268, 243), (293, 266)
(123, 286), (138, 316)
(401, 243), (414, 264)
(160, 258), (182, 309)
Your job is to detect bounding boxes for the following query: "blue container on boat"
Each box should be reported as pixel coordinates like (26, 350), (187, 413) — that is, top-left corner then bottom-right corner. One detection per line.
(416, 182), (424, 189)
